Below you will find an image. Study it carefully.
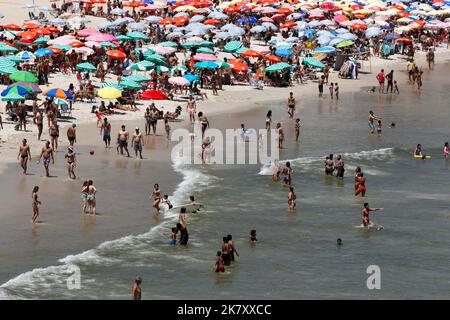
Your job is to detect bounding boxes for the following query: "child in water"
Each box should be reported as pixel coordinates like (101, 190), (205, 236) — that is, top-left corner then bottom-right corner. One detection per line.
(334, 83), (339, 100)
(376, 120), (382, 135)
(215, 251), (225, 272)
(328, 82), (334, 99)
(394, 80), (399, 94)
(170, 227), (177, 245)
(444, 142), (449, 158)
(250, 230), (257, 243)
(295, 118), (300, 142)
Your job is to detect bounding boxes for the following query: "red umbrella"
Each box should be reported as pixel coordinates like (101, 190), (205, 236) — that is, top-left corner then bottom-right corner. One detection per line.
(159, 18), (174, 26)
(350, 4), (363, 10)
(204, 19), (221, 25)
(228, 59), (248, 72)
(139, 90), (168, 100)
(397, 11), (410, 18)
(396, 37), (412, 43)
(4, 24), (22, 31)
(240, 49), (262, 58)
(278, 7), (293, 15)
(106, 50), (127, 59)
(266, 55), (281, 63)
(280, 22), (297, 29)
(351, 23), (367, 30)
(320, 2), (335, 10)
(21, 31), (38, 41)
(174, 16), (189, 26)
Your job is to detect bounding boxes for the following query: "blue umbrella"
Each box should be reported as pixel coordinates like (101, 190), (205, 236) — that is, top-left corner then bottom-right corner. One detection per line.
(313, 46), (336, 54)
(184, 73), (198, 83)
(1, 85), (31, 97)
(365, 27), (382, 39)
(275, 49), (292, 57)
(384, 34), (400, 40)
(236, 17), (257, 25)
(194, 61), (219, 69)
(35, 48), (53, 57)
(305, 29), (316, 40)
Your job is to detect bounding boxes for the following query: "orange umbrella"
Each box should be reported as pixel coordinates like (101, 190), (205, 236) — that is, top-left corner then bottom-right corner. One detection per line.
(23, 22), (39, 30)
(224, 6), (240, 13)
(228, 59), (248, 72)
(241, 49), (262, 58)
(106, 50), (127, 59)
(21, 31), (38, 41)
(4, 24), (22, 31)
(174, 16), (189, 26)
(280, 22), (297, 29)
(412, 20), (426, 27)
(34, 28), (52, 36)
(203, 19), (221, 25)
(351, 23), (366, 30)
(395, 38), (412, 43)
(90, 0), (106, 3)
(47, 47), (63, 54)
(159, 18), (174, 25)
(266, 55), (281, 63)
(397, 11), (410, 18)
(46, 26), (61, 34)
(123, 1), (147, 7)
(278, 7), (293, 15)
(70, 41), (85, 48)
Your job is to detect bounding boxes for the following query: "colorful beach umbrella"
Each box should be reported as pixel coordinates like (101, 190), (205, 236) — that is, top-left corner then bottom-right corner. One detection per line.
(1, 85), (32, 97)
(194, 61), (219, 69)
(106, 50), (127, 59)
(35, 48), (53, 57)
(9, 71), (38, 83)
(265, 62), (292, 72)
(1, 92), (25, 101)
(224, 40), (242, 52)
(16, 51), (36, 61)
(42, 88), (73, 100)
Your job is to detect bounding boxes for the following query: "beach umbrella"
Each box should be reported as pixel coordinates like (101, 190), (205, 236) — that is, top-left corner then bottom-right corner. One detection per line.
(119, 79), (142, 90)
(0, 44), (18, 53)
(159, 41), (178, 48)
(197, 47), (215, 54)
(169, 76), (190, 86)
(98, 87), (122, 99)
(130, 61), (155, 71)
(228, 59), (248, 73)
(154, 65), (170, 73)
(144, 16), (162, 24)
(241, 49), (262, 58)
(106, 50), (127, 59)
(224, 40), (242, 52)
(313, 46), (337, 54)
(4, 24), (21, 31)
(250, 26), (267, 33)
(13, 82), (41, 93)
(275, 49), (292, 57)
(139, 90), (168, 100)
(193, 53), (217, 61)
(145, 54), (166, 65)
(35, 36), (50, 44)
(265, 62), (292, 72)
(1, 92), (25, 101)
(365, 27), (382, 38)
(98, 21), (117, 30)
(77, 62), (97, 72)
(155, 46), (177, 56)
(101, 83), (123, 91)
(184, 73), (199, 83)
(16, 51), (36, 61)
(111, 8), (127, 15)
(1, 85), (32, 97)
(336, 40), (355, 48)
(9, 71), (38, 83)
(0, 57), (16, 68)
(53, 98), (68, 105)
(0, 65), (19, 76)
(53, 44), (72, 52)
(194, 61), (219, 69)
(303, 57), (325, 69)
(116, 35), (132, 42)
(124, 75), (151, 82)
(86, 33), (116, 42)
(0, 30), (17, 40)
(127, 31), (149, 41)
(43, 88), (73, 100)
(35, 48), (53, 57)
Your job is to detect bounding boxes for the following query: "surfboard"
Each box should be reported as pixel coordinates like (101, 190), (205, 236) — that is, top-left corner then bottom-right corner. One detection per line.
(170, 203), (203, 213)
(355, 223), (384, 231)
(414, 155), (431, 159)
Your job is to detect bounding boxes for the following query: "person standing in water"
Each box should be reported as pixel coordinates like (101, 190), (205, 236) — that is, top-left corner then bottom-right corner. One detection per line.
(354, 172), (366, 197)
(17, 139), (31, 174)
(318, 75), (325, 98)
(178, 207), (187, 227)
(288, 186), (296, 210)
(334, 83), (339, 100)
(368, 111), (381, 134)
(287, 92), (296, 118)
(65, 146), (76, 179)
(271, 160), (280, 182)
(81, 181), (89, 214)
(328, 82), (334, 99)
(444, 142), (449, 159)
(67, 124), (77, 147)
(325, 155), (334, 176)
(227, 235), (239, 262)
(152, 184), (161, 214)
(295, 118), (300, 142)
(250, 230), (257, 243)
(276, 123), (284, 149)
(215, 251), (225, 273)
(144, 107), (152, 135)
(86, 180), (97, 215)
(198, 112), (209, 138)
(117, 125), (130, 157)
(31, 186), (41, 224)
(221, 237), (231, 266)
(132, 277), (142, 300)
(131, 127), (144, 159)
(282, 161), (292, 186)
(361, 202), (382, 227)
(265, 110), (272, 130)
(99, 117), (111, 148)
(37, 141), (54, 177)
(354, 166), (362, 191)
(376, 69), (385, 93)
(49, 120), (59, 151)
(335, 155), (345, 178)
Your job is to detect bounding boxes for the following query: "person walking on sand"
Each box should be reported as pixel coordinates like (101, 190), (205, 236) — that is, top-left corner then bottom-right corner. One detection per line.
(152, 184), (162, 214)
(287, 92), (296, 118)
(31, 186), (41, 224)
(34, 110), (44, 141)
(49, 120), (59, 151)
(65, 146), (76, 179)
(328, 82), (334, 99)
(186, 95), (196, 124)
(18, 139), (31, 174)
(132, 277), (142, 300)
(376, 69), (385, 93)
(144, 107), (152, 135)
(131, 127), (144, 159)
(150, 105), (159, 135)
(37, 141), (54, 177)
(118, 125), (130, 157)
(67, 124), (77, 147)
(100, 117), (111, 148)
(426, 47), (434, 70)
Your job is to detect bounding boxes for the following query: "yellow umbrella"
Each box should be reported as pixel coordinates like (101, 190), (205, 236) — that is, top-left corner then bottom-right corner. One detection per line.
(98, 87), (122, 99)
(174, 5), (196, 12)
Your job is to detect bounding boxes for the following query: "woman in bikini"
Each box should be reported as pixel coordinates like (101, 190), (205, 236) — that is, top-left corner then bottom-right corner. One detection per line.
(198, 112), (209, 138)
(152, 184), (162, 214)
(288, 186), (297, 210)
(354, 166), (362, 191)
(265, 110), (272, 130)
(354, 172), (367, 197)
(31, 186), (41, 224)
(186, 95), (196, 124)
(221, 237), (231, 266)
(81, 181), (89, 214)
(87, 180), (97, 215)
(65, 146), (76, 179)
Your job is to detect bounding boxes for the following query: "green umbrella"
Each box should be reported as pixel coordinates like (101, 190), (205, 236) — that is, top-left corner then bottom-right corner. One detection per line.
(277, 44), (293, 50)
(101, 41), (118, 49)
(159, 41), (178, 48)
(101, 82), (124, 91)
(2, 85), (32, 96)
(52, 44), (72, 51)
(198, 41), (215, 48)
(119, 79), (142, 89)
(77, 62), (97, 72)
(224, 41), (242, 53)
(123, 75), (151, 83)
(302, 57), (325, 69)
(127, 31), (149, 41)
(336, 40), (354, 48)
(235, 47), (249, 54)
(35, 36), (50, 44)
(154, 65), (169, 73)
(0, 44), (19, 53)
(0, 30), (17, 39)
(139, 48), (155, 57)
(197, 47), (215, 54)
(2, 92), (26, 101)
(117, 35), (132, 41)
(181, 41), (198, 48)
(5, 56), (23, 63)
(130, 60), (155, 71)
(145, 54), (166, 65)
(265, 62), (292, 72)
(216, 61), (231, 69)
(10, 71), (38, 83)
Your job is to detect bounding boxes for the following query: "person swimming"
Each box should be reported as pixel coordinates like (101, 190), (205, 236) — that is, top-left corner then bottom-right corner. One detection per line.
(444, 142), (449, 159)
(250, 230), (257, 243)
(414, 144), (423, 157)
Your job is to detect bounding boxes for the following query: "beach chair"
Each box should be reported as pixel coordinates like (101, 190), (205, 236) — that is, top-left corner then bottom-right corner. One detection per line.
(249, 75), (264, 90)
(59, 104), (72, 118)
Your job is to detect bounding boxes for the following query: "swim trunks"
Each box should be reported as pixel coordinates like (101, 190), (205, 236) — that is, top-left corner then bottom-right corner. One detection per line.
(43, 157), (50, 167)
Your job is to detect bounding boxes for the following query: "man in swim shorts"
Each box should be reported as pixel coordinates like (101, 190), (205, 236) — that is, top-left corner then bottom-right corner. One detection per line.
(118, 125), (130, 157)
(131, 127), (144, 159)
(100, 117), (111, 148)
(38, 141), (54, 177)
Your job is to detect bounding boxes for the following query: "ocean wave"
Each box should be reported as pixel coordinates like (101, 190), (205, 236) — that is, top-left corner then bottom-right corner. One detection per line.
(258, 148), (394, 175)
(0, 154), (218, 299)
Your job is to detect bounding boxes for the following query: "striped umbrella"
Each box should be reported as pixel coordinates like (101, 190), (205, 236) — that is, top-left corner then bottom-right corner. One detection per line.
(119, 79), (142, 89)
(145, 54), (166, 65)
(42, 88), (73, 99)
(0, 65), (18, 75)
(100, 82), (123, 91)
(154, 65), (169, 73)
(123, 75), (151, 82)
(1, 92), (25, 101)
(139, 48), (155, 57)
(197, 47), (215, 54)
(0, 57), (16, 68)
(0, 44), (19, 53)
(1, 85), (32, 97)
(224, 40), (242, 53)
(35, 36), (50, 44)
(16, 51), (36, 61)
(14, 82), (42, 93)
(77, 62), (97, 72)
(130, 60), (155, 71)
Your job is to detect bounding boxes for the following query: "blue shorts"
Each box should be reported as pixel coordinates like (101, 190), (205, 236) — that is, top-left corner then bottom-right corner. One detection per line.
(170, 239), (176, 245)
(103, 133), (111, 142)
(368, 122), (374, 129)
